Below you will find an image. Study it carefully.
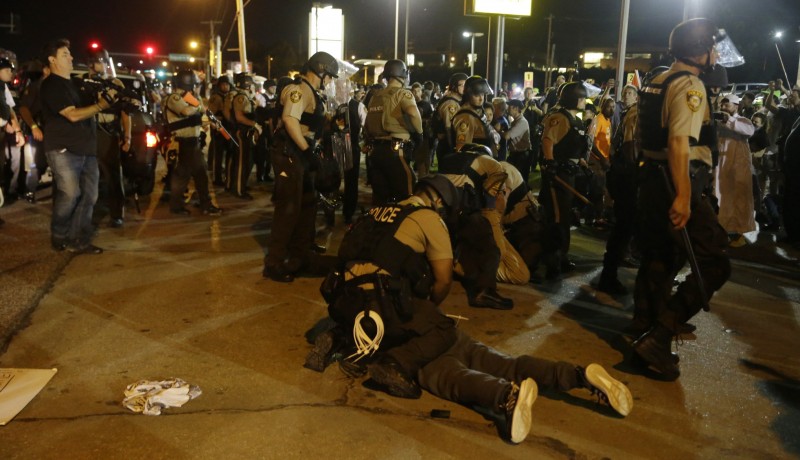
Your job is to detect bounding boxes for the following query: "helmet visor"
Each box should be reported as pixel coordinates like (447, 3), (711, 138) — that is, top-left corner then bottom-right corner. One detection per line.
(714, 30), (745, 68)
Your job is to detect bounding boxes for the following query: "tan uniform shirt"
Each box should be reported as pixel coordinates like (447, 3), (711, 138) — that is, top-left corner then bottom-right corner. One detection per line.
(541, 111), (571, 146)
(345, 196), (453, 279)
(453, 107), (489, 150)
(207, 92), (225, 115)
(499, 161), (538, 225)
(644, 70), (712, 166)
(443, 154), (507, 198)
(233, 92), (254, 124)
(281, 77), (318, 138)
(438, 95), (461, 132)
(166, 93), (203, 138)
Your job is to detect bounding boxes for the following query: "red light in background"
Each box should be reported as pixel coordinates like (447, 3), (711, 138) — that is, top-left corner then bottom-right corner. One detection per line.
(90, 42), (100, 49)
(145, 131), (158, 148)
(145, 46), (154, 56)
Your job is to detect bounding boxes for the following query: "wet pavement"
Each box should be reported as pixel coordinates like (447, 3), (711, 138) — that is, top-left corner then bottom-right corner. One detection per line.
(1, 175), (799, 459)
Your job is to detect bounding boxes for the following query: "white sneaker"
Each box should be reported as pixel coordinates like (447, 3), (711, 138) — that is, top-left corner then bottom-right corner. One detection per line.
(584, 363), (633, 416)
(506, 378), (538, 443)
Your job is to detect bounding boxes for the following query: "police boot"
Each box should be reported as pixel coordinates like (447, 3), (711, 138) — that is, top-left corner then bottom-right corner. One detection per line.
(632, 324), (680, 381)
(576, 364), (633, 417)
(597, 270), (628, 296)
(367, 355), (422, 399)
(469, 289), (514, 310)
(495, 378), (537, 444)
(304, 330), (339, 372)
(263, 264), (294, 283)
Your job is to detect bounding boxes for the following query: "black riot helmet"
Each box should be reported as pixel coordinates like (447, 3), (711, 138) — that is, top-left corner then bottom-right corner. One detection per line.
(457, 143), (493, 157)
(217, 75), (231, 88)
(557, 81), (588, 110)
(669, 18), (719, 60)
(414, 174), (459, 212)
(173, 70), (198, 92)
(234, 72), (254, 90)
(306, 51), (339, 80)
(448, 72), (469, 92)
(381, 59), (408, 83)
(463, 76), (493, 100)
(0, 57), (13, 71)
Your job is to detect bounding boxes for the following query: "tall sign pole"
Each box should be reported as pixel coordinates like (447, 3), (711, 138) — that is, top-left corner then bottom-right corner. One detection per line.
(615, 0), (631, 100)
(235, 0), (248, 71)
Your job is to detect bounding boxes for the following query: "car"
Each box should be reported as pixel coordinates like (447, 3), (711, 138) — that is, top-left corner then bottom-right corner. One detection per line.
(724, 82), (769, 97)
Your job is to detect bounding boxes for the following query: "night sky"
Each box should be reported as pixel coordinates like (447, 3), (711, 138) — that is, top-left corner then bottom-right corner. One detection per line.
(2, 0), (799, 81)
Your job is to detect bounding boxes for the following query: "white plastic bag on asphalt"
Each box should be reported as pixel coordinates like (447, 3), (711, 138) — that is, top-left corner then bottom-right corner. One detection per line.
(123, 378), (202, 416)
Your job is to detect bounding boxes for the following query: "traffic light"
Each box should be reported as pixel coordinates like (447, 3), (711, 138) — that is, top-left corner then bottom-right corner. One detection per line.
(90, 42), (100, 50)
(145, 46), (155, 57)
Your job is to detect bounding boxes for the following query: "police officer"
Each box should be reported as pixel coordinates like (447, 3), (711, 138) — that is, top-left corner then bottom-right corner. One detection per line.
(364, 59), (422, 205)
(631, 19), (735, 380)
(452, 76), (496, 155)
(263, 52), (338, 282)
(229, 72), (261, 199)
(255, 78), (278, 182)
(308, 175), (460, 399)
(438, 143), (514, 309)
(164, 70), (221, 216)
(83, 47), (130, 228)
(433, 73), (468, 161)
(207, 75), (231, 186)
(539, 81), (589, 279)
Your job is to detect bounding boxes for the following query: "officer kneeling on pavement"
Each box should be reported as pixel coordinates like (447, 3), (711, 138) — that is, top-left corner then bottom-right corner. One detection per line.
(305, 177), (634, 444)
(307, 175), (461, 399)
(164, 70), (221, 216)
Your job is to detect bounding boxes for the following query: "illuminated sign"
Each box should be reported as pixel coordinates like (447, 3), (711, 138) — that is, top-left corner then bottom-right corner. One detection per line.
(309, 6), (344, 61)
(472, 0), (531, 16)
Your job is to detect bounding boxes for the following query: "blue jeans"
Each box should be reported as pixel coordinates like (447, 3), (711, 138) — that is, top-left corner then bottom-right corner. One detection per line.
(45, 149), (99, 247)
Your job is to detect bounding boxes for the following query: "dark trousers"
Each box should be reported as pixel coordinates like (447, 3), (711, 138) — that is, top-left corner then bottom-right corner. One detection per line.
(208, 130), (228, 185)
(343, 143), (362, 220)
(507, 150), (532, 185)
(506, 212), (544, 271)
(457, 211), (500, 292)
(634, 163), (731, 333)
(169, 137), (211, 211)
(601, 167), (638, 280)
(540, 171), (575, 266)
(368, 142), (415, 205)
(228, 127), (253, 196)
(418, 330), (578, 411)
(253, 133), (271, 181)
(96, 130), (125, 220)
(784, 162), (800, 241)
(265, 139), (317, 272)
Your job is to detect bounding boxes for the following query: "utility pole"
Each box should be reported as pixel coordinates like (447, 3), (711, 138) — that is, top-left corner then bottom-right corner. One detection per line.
(201, 20), (222, 78)
(545, 14), (554, 90)
(615, 0), (631, 100)
(235, 0), (248, 72)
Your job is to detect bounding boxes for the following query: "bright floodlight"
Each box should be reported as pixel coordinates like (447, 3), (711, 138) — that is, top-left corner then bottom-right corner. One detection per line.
(463, 32), (471, 37)
(775, 31), (783, 39)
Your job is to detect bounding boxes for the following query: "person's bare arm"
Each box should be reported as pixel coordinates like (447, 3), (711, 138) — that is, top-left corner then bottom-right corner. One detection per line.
(429, 258), (453, 305)
(667, 135), (692, 229)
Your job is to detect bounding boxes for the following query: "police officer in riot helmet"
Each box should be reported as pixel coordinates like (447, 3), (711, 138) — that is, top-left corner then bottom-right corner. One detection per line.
(539, 81), (589, 279)
(84, 46), (131, 228)
(452, 76), (495, 154)
(631, 18), (739, 380)
(364, 58), (423, 205)
(434, 72), (468, 160)
(263, 51), (338, 282)
(207, 74), (231, 186)
(229, 72), (260, 199)
(308, 174), (459, 398)
(165, 70), (221, 216)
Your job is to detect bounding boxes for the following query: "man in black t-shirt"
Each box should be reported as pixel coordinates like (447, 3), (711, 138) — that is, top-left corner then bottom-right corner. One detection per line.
(40, 39), (116, 254)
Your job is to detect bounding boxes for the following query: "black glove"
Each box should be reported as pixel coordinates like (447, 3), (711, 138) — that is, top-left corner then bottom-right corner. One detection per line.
(302, 146), (320, 172)
(410, 132), (423, 148)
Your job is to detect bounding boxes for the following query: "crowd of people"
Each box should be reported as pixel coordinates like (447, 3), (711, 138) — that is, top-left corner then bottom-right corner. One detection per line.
(1, 17), (800, 444)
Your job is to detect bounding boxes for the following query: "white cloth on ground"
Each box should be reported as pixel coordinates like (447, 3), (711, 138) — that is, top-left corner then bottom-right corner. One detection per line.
(123, 378), (202, 416)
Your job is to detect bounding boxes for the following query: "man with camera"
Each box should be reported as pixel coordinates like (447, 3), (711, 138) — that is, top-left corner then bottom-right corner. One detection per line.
(41, 39), (114, 254)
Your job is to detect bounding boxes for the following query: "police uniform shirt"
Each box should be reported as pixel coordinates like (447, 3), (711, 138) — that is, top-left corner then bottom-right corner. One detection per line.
(382, 87), (420, 140)
(453, 107), (487, 147)
(281, 78), (317, 138)
(222, 91), (238, 122)
(500, 161), (537, 225)
(649, 70), (712, 166)
(346, 196), (453, 278)
(443, 154), (506, 198)
(166, 93), (203, 138)
(438, 97), (460, 130)
(233, 91), (254, 122)
(542, 111), (571, 146)
(207, 91), (225, 115)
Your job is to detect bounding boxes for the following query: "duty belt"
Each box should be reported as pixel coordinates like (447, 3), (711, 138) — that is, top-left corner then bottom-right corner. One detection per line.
(369, 138), (411, 153)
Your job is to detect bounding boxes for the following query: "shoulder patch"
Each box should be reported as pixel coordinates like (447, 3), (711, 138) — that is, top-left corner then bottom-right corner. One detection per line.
(404, 91), (413, 100)
(686, 90), (703, 112)
(458, 122), (469, 132)
(289, 90), (302, 103)
(448, 105), (456, 114)
(549, 117), (560, 127)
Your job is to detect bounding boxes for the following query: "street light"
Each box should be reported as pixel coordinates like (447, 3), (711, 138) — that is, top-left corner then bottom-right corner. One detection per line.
(463, 31), (485, 75)
(774, 31), (792, 88)
(189, 41), (199, 50)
